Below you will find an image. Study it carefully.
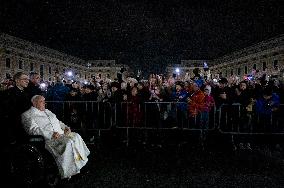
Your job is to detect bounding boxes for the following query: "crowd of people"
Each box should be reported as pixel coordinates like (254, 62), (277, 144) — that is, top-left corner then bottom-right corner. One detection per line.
(1, 68), (283, 131)
(0, 69), (283, 180)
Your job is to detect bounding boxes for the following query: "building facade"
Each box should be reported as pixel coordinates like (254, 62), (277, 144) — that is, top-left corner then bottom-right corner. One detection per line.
(0, 33), (128, 83)
(169, 34), (284, 81)
(166, 60), (211, 79)
(210, 35), (284, 80)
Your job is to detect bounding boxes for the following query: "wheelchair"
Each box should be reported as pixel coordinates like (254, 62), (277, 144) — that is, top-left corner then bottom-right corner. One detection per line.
(4, 133), (60, 187)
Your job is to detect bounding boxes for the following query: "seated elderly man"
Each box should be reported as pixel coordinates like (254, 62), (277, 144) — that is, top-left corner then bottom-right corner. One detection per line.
(21, 95), (90, 180)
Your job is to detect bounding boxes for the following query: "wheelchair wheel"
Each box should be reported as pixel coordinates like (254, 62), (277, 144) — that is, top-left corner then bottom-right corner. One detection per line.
(11, 144), (45, 186)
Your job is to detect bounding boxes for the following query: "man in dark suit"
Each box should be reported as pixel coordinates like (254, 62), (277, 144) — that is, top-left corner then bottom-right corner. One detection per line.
(2, 72), (31, 143)
(26, 72), (42, 100)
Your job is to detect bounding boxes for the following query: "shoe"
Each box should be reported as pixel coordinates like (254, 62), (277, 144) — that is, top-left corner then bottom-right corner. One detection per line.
(239, 143), (245, 150)
(246, 143), (252, 150)
(89, 136), (95, 143)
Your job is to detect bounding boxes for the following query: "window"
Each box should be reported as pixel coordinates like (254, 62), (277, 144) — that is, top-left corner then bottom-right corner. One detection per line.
(40, 64), (44, 77)
(262, 62), (266, 71)
(231, 69), (233, 76)
(273, 60), (278, 69)
(253, 64), (257, 70)
(6, 58), (11, 68)
(6, 73), (11, 79)
(237, 68), (241, 75)
(18, 60), (23, 69)
(30, 63), (34, 71)
(272, 52), (279, 56)
(244, 66), (248, 74)
(49, 66), (52, 74)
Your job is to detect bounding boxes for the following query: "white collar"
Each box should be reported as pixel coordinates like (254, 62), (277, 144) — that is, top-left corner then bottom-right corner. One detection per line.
(31, 106), (47, 115)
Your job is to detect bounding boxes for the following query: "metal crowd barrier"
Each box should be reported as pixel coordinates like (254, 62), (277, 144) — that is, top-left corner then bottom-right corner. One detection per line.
(46, 101), (217, 131)
(45, 101), (284, 136)
(218, 103), (284, 135)
(115, 101), (216, 130)
(46, 101), (113, 130)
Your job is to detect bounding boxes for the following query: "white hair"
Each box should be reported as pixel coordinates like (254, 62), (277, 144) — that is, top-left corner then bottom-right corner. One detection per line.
(31, 95), (43, 103)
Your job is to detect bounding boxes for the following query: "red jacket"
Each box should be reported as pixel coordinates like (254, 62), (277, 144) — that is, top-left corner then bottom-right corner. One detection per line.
(188, 90), (205, 117)
(202, 95), (215, 112)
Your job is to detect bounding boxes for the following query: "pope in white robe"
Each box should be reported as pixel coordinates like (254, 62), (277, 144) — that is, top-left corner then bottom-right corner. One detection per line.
(21, 95), (90, 179)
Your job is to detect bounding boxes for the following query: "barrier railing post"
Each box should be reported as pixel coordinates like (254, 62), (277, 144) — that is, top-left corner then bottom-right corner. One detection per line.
(144, 103), (147, 128)
(238, 105), (241, 133)
(114, 103), (117, 127)
(218, 106), (222, 131)
(126, 127), (129, 147)
(91, 102), (94, 129)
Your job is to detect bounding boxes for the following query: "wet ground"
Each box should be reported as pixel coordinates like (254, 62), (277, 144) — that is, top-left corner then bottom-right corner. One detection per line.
(62, 138), (284, 188)
(5, 130), (284, 188)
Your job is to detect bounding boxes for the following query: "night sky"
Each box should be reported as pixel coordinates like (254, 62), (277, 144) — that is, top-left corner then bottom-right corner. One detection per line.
(0, 0), (283, 73)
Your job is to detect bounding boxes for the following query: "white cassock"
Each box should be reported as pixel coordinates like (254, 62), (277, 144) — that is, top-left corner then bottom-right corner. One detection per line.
(21, 106), (90, 179)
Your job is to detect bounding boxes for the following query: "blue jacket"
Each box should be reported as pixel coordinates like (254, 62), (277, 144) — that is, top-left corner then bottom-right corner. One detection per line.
(255, 93), (280, 115)
(171, 89), (189, 111)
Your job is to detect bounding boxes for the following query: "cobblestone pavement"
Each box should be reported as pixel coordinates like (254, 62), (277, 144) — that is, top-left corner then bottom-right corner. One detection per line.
(58, 142), (284, 188)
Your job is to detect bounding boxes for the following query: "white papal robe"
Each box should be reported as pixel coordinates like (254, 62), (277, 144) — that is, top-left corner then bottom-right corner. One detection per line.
(21, 106), (90, 179)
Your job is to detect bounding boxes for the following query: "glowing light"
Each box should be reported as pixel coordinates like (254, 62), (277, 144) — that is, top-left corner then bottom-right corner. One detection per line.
(67, 71), (73, 77)
(203, 62), (208, 68)
(175, 68), (180, 73)
(40, 83), (46, 88)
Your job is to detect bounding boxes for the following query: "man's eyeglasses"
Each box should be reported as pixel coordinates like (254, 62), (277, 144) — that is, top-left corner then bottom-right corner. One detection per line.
(19, 78), (29, 81)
